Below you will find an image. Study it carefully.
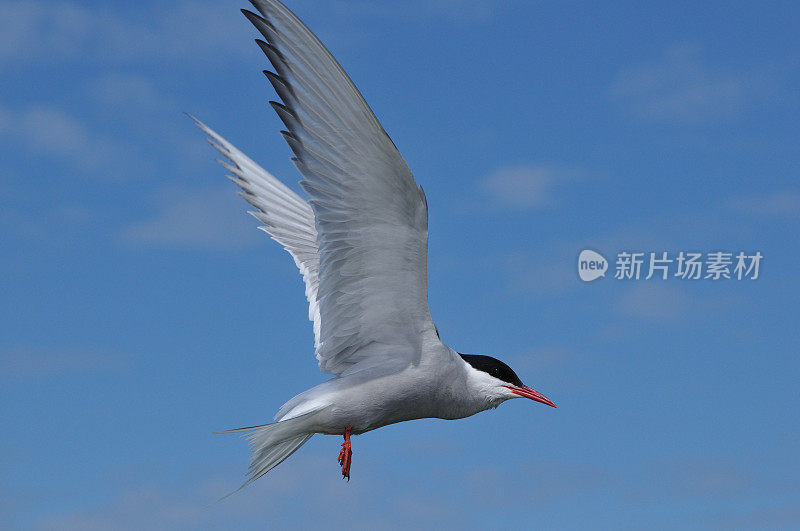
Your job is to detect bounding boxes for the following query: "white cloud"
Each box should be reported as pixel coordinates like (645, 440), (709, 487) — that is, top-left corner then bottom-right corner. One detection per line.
(663, 459), (750, 497)
(728, 189), (800, 220)
(481, 164), (577, 209)
(10, 106), (102, 158)
(85, 73), (200, 153)
(0, 0), (251, 69)
(0, 1), (92, 63)
(0, 345), (125, 378)
(119, 185), (262, 249)
(0, 0), (505, 74)
(506, 251), (576, 294)
(34, 483), (208, 531)
(500, 221), (671, 297)
(414, 0), (494, 23)
(501, 185), (778, 300)
(355, 0), (495, 24)
(610, 44), (772, 125)
(0, 103), (142, 177)
(33, 453), (468, 530)
(88, 74), (170, 116)
(727, 505), (800, 529)
(464, 461), (608, 509)
(614, 283), (693, 321)
(0, 200), (95, 246)
(507, 345), (574, 373)
(0, 0), (499, 73)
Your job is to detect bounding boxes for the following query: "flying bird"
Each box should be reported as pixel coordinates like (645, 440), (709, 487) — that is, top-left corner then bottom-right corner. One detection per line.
(192, 0), (556, 486)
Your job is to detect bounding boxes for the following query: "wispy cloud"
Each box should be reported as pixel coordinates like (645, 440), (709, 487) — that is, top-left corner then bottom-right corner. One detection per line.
(465, 461), (608, 508)
(88, 74), (171, 116)
(502, 221), (672, 297)
(728, 189), (800, 220)
(505, 251), (576, 294)
(481, 164), (577, 210)
(410, 0), (495, 23)
(0, 199), (95, 247)
(0, 103), (142, 177)
(0, 0), (249, 68)
(0, 345), (125, 378)
(507, 345), (574, 373)
(726, 505), (800, 529)
(33, 454), (473, 530)
(119, 185), (262, 249)
(347, 0), (497, 24)
(662, 458), (750, 497)
(84, 73), (207, 166)
(0, 0), (497, 70)
(610, 44), (775, 125)
(614, 283), (694, 322)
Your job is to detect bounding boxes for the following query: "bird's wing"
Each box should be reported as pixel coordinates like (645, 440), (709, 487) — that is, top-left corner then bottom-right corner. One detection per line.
(206, 0), (437, 376)
(244, 0), (436, 376)
(191, 116), (323, 352)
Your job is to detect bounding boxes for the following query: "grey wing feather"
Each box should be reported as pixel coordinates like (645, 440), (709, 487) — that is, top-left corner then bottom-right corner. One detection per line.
(245, 0), (435, 375)
(189, 116), (323, 354)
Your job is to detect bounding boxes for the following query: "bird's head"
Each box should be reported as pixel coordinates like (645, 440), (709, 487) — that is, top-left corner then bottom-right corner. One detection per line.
(459, 353), (557, 409)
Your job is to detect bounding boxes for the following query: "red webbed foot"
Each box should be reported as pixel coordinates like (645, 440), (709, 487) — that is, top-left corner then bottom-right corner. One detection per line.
(338, 425), (353, 480)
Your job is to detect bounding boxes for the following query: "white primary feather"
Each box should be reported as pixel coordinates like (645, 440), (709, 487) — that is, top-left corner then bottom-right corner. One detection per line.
(189, 116), (323, 356)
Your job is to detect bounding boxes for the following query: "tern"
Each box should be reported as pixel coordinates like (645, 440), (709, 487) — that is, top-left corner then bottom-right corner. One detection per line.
(192, 0), (556, 486)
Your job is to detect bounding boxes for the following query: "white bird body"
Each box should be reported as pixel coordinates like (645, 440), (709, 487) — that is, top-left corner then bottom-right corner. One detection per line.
(193, 0), (555, 487)
(277, 331), (510, 434)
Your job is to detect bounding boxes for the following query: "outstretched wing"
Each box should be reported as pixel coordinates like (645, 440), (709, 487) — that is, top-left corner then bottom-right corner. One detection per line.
(244, 0), (435, 375)
(191, 116), (322, 355)
(195, 1), (436, 375)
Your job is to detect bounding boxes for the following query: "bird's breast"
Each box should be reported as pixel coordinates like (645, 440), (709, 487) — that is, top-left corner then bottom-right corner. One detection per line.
(307, 363), (491, 434)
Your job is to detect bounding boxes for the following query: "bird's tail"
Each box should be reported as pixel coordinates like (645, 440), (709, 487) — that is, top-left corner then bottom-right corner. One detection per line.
(216, 409), (322, 491)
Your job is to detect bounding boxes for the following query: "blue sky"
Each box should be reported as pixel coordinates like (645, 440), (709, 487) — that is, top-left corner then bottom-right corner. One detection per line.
(2, 0), (799, 528)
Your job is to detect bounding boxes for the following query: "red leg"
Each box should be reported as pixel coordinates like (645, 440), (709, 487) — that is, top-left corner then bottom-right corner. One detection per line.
(337, 425), (353, 480)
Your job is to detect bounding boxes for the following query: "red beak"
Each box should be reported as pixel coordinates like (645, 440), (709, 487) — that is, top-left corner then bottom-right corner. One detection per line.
(505, 386), (557, 408)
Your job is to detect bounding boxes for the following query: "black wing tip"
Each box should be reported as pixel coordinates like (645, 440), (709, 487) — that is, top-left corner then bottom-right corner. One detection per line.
(255, 39), (286, 63)
(279, 129), (296, 146)
(246, 0), (267, 16)
(263, 70), (297, 102)
(263, 69), (282, 83)
(269, 100), (289, 112)
(279, 130), (304, 158)
(255, 39), (278, 58)
(241, 8), (265, 23)
(269, 100), (298, 131)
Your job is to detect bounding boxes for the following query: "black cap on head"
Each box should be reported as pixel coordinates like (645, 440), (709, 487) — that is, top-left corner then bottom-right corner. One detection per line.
(459, 353), (524, 387)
